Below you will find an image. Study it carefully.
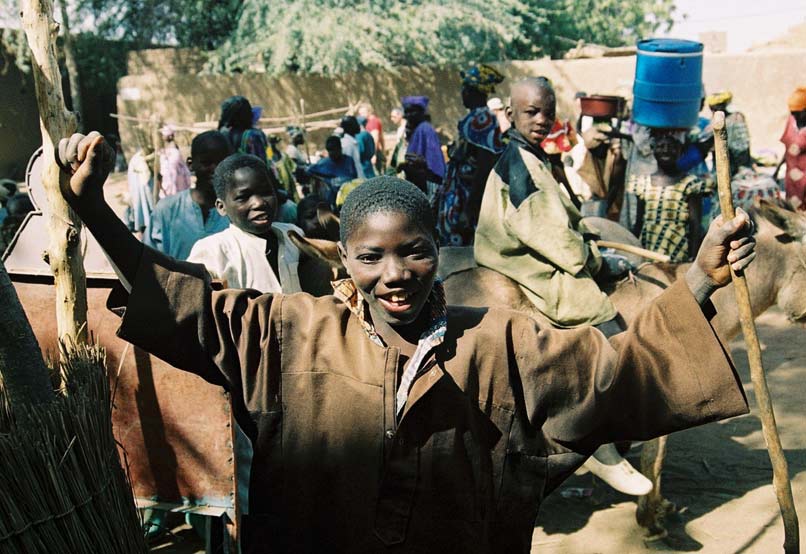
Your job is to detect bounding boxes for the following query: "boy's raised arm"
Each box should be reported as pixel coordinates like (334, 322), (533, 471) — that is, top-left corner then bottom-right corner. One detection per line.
(56, 131), (143, 286)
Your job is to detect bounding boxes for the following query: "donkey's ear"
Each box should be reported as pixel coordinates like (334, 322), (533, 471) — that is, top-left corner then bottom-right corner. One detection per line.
(316, 206), (341, 243)
(288, 230), (344, 269)
(758, 199), (806, 240)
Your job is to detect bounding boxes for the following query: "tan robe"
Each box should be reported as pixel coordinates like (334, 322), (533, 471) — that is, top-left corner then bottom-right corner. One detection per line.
(475, 141), (617, 327)
(112, 247), (747, 553)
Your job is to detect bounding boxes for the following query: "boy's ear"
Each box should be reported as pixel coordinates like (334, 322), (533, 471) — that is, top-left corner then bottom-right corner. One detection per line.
(337, 241), (348, 267)
(505, 106), (513, 123)
(214, 197), (227, 217)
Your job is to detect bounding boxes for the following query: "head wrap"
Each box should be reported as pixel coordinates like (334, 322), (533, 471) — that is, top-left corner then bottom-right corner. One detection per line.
(706, 91), (732, 108)
(788, 87), (806, 112)
(487, 97), (504, 111)
(159, 124), (175, 138)
(287, 125), (303, 139)
(461, 64), (505, 95)
(401, 96), (429, 110)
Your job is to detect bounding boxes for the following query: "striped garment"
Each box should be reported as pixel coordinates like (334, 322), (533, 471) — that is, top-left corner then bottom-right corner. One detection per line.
(626, 173), (714, 263)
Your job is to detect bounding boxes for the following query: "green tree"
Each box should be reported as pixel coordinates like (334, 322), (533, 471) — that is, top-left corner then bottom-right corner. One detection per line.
(75, 0), (242, 49)
(207, 0), (537, 75)
(207, 0), (675, 75)
(523, 0), (676, 59)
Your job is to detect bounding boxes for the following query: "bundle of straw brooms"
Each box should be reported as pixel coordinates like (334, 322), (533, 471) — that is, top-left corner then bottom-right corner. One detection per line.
(0, 262), (147, 554)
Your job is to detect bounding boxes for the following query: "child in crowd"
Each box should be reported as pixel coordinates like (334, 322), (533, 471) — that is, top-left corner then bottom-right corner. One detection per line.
(187, 153), (303, 293)
(58, 131), (754, 554)
(187, 153), (306, 525)
(144, 131), (231, 260)
(306, 135), (359, 206)
(626, 131), (714, 262)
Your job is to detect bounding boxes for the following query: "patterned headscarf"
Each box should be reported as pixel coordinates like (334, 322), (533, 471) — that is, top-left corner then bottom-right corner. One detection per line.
(460, 64), (505, 95)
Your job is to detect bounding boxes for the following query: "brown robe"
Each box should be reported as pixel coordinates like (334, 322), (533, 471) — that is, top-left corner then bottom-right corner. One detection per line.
(113, 247), (748, 553)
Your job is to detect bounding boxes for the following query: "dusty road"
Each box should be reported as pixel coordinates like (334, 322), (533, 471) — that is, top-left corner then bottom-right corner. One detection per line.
(150, 307), (805, 554)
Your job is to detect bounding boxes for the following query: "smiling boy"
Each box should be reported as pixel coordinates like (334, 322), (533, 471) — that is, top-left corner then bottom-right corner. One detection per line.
(187, 153), (303, 293)
(58, 131), (753, 554)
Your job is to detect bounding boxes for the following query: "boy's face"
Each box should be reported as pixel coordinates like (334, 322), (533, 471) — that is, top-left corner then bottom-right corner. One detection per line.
(338, 211), (438, 327)
(216, 167), (278, 236)
(793, 110), (806, 130)
(507, 84), (555, 147)
(190, 144), (229, 189)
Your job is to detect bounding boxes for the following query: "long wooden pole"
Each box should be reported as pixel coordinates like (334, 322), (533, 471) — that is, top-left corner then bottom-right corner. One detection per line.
(300, 98), (311, 163)
(57, 0), (82, 131)
(21, 0), (86, 346)
(151, 115), (162, 205)
(713, 111), (800, 554)
(595, 240), (670, 263)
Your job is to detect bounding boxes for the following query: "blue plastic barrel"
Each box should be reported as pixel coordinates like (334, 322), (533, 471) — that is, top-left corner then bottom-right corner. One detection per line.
(632, 38), (703, 129)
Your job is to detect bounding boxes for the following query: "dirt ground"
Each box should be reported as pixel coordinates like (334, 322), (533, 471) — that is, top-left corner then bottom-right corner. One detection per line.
(150, 307), (805, 554)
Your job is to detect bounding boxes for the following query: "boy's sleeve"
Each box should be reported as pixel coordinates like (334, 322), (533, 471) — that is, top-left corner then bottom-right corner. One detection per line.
(511, 278), (748, 453)
(112, 246), (280, 394)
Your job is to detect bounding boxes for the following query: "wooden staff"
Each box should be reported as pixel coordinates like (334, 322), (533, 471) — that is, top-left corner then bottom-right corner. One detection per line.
(300, 98), (311, 163)
(713, 111), (799, 554)
(595, 240), (670, 263)
(21, 0), (86, 346)
(151, 115), (162, 205)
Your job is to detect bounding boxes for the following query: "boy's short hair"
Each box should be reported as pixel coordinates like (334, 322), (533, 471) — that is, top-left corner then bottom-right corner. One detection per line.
(339, 176), (435, 244)
(212, 153), (278, 200)
(191, 130), (231, 157)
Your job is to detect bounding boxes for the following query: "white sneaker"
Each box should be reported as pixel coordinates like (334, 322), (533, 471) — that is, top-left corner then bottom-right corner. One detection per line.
(583, 444), (653, 496)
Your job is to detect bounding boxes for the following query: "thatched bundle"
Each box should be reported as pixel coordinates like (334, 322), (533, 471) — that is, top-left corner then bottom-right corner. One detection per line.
(0, 343), (147, 554)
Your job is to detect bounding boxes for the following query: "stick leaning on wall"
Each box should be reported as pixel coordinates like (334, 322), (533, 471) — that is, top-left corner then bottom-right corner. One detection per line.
(712, 110), (800, 554)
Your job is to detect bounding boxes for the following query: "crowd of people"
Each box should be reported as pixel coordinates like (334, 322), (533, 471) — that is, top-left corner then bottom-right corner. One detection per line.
(39, 65), (802, 553)
(102, 73), (805, 511)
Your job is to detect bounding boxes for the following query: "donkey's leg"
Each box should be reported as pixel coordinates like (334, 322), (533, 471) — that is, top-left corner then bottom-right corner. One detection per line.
(635, 435), (673, 540)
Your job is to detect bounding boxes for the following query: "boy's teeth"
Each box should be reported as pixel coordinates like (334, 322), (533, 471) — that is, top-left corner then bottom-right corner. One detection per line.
(390, 294), (406, 302)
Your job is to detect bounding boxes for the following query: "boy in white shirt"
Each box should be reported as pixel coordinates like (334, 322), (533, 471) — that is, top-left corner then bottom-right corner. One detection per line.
(188, 153), (308, 521)
(188, 153), (303, 293)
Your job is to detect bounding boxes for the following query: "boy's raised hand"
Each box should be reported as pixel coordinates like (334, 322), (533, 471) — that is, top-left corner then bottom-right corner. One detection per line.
(56, 131), (115, 205)
(686, 208), (756, 302)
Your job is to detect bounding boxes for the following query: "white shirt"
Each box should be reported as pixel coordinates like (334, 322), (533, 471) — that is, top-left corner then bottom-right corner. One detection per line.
(187, 222), (303, 293)
(340, 134), (366, 179)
